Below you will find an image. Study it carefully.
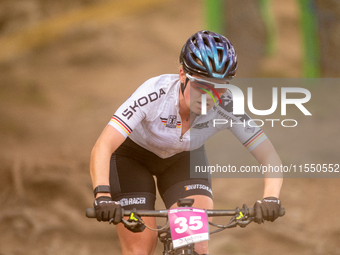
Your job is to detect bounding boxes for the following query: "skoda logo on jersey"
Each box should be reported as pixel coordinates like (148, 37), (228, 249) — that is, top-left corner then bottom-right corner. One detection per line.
(122, 88), (166, 120)
(160, 115), (181, 129)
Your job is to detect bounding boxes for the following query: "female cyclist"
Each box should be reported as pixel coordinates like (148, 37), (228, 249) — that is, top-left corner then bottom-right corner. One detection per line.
(90, 30), (283, 255)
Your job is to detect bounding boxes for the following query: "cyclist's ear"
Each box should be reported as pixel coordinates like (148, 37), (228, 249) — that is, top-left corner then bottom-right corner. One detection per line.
(179, 67), (186, 84)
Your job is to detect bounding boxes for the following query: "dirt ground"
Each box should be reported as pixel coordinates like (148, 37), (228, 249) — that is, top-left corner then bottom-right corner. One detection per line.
(0, 0), (339, 254)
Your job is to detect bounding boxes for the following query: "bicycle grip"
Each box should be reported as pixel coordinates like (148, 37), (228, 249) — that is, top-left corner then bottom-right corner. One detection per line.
(248, 207), (285, 217)
(86, 208), (96, 218)
(85, 208), (129, 218)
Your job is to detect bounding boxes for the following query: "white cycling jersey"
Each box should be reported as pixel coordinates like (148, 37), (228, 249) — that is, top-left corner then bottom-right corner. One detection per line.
(109, 74), (267, 158)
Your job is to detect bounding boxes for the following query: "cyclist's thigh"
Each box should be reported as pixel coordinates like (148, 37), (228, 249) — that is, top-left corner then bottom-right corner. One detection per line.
(169, 194), (213, 209)
(110, 151), (158, 254)
(115, 217), (158, 255)
(110, 152), (156, 210)
(157, 146), (213, 209)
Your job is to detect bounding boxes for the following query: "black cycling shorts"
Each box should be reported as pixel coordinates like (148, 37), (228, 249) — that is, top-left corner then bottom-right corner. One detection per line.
(109, 137), (212, 210)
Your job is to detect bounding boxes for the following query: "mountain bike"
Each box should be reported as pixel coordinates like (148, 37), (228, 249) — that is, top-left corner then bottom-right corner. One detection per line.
(86, 198), (285, 255)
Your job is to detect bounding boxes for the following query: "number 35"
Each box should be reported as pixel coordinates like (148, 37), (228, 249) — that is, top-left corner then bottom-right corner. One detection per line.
(174, 216), (203, 234)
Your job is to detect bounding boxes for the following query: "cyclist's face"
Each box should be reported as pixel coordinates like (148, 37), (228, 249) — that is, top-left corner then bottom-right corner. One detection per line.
(184, 73), (227, 115)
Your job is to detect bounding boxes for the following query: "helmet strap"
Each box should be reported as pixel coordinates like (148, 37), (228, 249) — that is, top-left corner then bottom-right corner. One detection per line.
(186, 111), (201, 122)
(180, 77), (189, 95)
(181, 75), (199, 122)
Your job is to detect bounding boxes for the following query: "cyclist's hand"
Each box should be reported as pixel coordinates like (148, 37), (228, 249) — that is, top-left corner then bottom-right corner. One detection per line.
(94, 196), (122, 223)
(254, 197), (281, 224)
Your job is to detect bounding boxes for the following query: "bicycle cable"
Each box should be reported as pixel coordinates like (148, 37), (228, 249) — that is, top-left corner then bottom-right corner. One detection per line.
(138, 218), (169, 232)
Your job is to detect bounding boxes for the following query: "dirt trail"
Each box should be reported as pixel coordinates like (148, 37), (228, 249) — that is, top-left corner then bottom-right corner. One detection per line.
(0, 0), (339, 254)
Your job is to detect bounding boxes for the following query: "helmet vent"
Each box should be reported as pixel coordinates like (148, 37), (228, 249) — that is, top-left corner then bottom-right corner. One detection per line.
(191, 54), (202, 66)
(192, 37), (198, 47)
(217, 49), (223, 62)
(180, 30), (237, 78)
(214, 37), (222, 43)
(203, 37), (210, 47)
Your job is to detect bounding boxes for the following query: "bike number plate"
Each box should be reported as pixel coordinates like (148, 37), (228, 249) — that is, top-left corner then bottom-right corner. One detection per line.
(168, 207), (209, 249)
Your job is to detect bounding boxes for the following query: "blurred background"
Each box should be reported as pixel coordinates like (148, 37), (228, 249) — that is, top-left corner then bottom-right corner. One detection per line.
(0, 0), (339, 254)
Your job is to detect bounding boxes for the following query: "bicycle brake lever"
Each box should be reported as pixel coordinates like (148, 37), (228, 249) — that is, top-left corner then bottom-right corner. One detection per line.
(121, 218), (138, 227)
(121, 209), (146, 233)
(238, 221), (250, 228)
(237, 217), (255, 228)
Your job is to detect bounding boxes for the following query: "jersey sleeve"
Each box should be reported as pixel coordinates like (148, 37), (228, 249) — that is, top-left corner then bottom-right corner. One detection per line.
(228, 114), (267, 151)
(108, 76), (167, 138)
(216, 93), (267, 151)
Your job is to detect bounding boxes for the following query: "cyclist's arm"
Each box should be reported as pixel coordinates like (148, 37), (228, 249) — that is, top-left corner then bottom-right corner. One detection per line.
(90, 125), (126, 198)
(250, 139), (283, 198)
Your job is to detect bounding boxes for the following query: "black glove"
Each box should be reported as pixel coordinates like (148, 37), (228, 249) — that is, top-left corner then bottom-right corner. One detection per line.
(254, 196), (281, 224)
(94, 196), (122, 224)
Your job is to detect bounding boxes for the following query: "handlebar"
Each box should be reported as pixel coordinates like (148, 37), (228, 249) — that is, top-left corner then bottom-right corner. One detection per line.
(86, 208), (169, 218)
(86, 202), (285, 235)
(85, 207), (285, 218)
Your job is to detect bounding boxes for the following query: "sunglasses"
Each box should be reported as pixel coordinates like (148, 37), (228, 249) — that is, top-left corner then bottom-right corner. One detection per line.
(185, 73), (228, 94)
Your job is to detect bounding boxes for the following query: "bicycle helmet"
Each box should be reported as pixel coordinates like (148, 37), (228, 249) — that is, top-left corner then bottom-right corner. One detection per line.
(179, 30), (238, 79)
